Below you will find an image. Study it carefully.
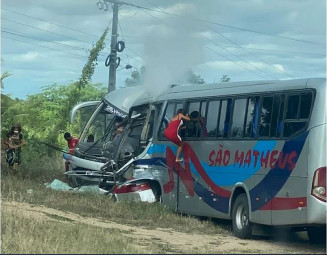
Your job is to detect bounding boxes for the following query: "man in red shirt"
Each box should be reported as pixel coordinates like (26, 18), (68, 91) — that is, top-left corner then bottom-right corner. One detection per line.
(64, 132), (79, 171)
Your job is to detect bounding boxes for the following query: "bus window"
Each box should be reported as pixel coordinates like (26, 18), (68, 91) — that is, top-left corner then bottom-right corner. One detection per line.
(270, 95), (281, 137)
(283, 91), (313, 138)
(286, 95), (300, 119)
(158, 102), (175, 139)
(283, 122), (306, 137)
(200, 101), (207, 137)
(244, 97), (259, 138)
(299, 92), (312, 119)
(231, 98), (247, 138)
(206, 100), (220, 137)
(186, 102), (201, 138)
(259, 96), (273, 137)
(276, 95), (285, 137)
(218, 99), (232, 138)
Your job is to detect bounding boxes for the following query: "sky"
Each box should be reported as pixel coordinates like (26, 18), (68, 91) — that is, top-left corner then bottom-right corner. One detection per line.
(1, 0), (326, 99)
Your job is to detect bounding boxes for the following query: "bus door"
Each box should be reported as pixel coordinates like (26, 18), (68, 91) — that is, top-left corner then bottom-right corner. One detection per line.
(156, 101), (182, 211)
(177, 101), (207, 215)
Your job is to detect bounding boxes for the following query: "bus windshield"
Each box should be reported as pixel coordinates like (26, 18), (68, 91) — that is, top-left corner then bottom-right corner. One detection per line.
(76, 101), (127, 156)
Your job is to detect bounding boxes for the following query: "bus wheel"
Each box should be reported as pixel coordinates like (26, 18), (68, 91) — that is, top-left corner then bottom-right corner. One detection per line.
(232, 194), (252, 239)
(307, 227), (326, 244)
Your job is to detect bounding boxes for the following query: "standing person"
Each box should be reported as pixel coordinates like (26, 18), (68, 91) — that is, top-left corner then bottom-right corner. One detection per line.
(63, 132), (79, 171)
(164, 109), (190, 162)
(4, 124), (26, 172)
(64, 132), (79, 154)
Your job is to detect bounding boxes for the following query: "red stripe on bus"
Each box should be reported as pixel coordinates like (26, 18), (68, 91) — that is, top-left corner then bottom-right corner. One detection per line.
(114, 183), (151, 194)
(259, 197), (307, 210)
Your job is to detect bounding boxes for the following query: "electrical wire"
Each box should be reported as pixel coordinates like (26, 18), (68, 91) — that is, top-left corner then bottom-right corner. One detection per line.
(2, 17), (97, 45)
(208, 26), (294, 78)
(138, 7), (274, 79)
(118, 19), (131, 67)
(121, 0), (325, 46)
(2, 35), (88, 59)
(2, 7), (100, 38)
(2, 28), (91, 53)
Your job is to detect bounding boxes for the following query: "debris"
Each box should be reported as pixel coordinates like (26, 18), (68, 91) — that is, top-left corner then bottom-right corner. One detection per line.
(46, 179), (104, 194)
(76, 185), (100, 193)
(46, 179), (72, 191)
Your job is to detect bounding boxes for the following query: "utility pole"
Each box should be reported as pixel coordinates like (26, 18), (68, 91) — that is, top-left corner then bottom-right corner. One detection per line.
(97, 0), (121, 92)
(108, 2), (119, 92)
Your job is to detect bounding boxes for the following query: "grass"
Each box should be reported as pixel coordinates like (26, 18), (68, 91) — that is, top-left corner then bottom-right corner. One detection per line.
(1, 153), (231, 253)
(1, 174), (230, 235)
(1, 208), (155, 254)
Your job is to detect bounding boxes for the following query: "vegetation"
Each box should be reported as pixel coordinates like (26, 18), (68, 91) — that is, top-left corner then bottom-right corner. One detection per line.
(1, 157), (230, 253)
(78, 28), (109, 88)
(1, 28), (109, 155)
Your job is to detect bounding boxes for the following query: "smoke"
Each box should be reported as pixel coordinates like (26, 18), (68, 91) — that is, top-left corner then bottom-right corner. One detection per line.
(142, 3), (205, 97)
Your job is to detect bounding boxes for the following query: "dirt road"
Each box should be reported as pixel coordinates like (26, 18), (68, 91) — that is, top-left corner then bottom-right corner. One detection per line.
(2, 201), (325, 254)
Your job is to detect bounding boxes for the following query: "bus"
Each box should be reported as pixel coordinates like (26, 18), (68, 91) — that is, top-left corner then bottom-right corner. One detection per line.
(64, 86), (153, 187)
(99, 78), (326, 241)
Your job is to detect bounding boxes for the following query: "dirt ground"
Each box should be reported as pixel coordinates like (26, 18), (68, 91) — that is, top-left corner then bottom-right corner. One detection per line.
(2, 201), (326, 254)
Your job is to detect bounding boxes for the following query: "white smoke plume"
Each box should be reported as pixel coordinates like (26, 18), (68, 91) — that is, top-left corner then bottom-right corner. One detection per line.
(142, 3), (205, 97)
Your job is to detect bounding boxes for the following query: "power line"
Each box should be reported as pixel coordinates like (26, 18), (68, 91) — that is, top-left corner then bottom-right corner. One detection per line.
(120, 0), (325, 46)
(138, 6), (275, 79)
(2, 29), (91, 54)
(2, 7), (100, 38)
(211, 45), (326, 57)
(208, 26), (294, 78)
(204, 46), (267, 79)
(2, 17), (96, 45)
(118, 19), (131, 67)
(2, 35), (88, 59)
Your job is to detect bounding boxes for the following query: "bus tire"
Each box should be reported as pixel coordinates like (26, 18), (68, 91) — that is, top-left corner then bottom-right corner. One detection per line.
(307, 227), (326, 244)
(232, 194), (252, 239)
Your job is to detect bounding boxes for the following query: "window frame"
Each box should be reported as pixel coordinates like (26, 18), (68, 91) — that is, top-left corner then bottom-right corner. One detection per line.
(156, 89), (315, 142)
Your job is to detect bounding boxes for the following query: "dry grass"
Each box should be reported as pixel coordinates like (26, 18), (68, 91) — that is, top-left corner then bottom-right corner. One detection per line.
(1, 155), (231, 253)
(1, 208), (154, 254)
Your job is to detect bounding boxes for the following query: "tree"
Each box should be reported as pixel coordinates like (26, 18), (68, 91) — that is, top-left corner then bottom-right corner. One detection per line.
(221, 75), (231, 82)
(125, 66), (145, 86)
(183, 70), (205, 84)
(1, 71), (12, 88)
(78, 28), (109, 88)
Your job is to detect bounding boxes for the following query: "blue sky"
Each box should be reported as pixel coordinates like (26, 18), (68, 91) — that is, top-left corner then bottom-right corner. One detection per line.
(1, 0), (326, 99)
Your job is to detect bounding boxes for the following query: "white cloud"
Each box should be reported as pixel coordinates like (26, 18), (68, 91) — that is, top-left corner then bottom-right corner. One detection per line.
(1, 0), (325, 98)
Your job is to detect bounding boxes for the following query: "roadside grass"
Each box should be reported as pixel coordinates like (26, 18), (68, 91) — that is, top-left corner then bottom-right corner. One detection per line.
(1, 208), (155, 254)
(1, 155), (231, 236)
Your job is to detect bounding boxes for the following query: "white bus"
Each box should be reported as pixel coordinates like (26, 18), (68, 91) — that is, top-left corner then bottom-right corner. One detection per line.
(99, 78), (326, 241)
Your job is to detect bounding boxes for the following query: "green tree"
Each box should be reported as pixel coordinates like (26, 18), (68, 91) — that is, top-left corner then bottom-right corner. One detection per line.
(1, 71), (12, 88)
(78, 28), (109, 88)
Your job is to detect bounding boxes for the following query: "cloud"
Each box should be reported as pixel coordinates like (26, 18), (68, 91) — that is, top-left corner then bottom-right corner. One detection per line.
(1, 0), (325, 99)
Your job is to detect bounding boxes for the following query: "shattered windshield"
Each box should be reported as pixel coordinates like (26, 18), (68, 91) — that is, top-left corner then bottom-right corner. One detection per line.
(76, 102), (127, 155)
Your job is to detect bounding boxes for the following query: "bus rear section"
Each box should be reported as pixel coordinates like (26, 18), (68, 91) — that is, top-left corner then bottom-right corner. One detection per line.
(305, 79), (326, 242)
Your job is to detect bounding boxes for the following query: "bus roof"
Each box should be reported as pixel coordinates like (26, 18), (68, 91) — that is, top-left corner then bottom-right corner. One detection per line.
(155, 78), (325, 101)
(103, 86), (153, 114)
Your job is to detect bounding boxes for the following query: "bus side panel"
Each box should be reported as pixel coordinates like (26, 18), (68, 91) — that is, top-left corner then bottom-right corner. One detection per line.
(307, 125), (326, 225)
(270, 139), (309, 225)
(251, 174), (272, 225)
